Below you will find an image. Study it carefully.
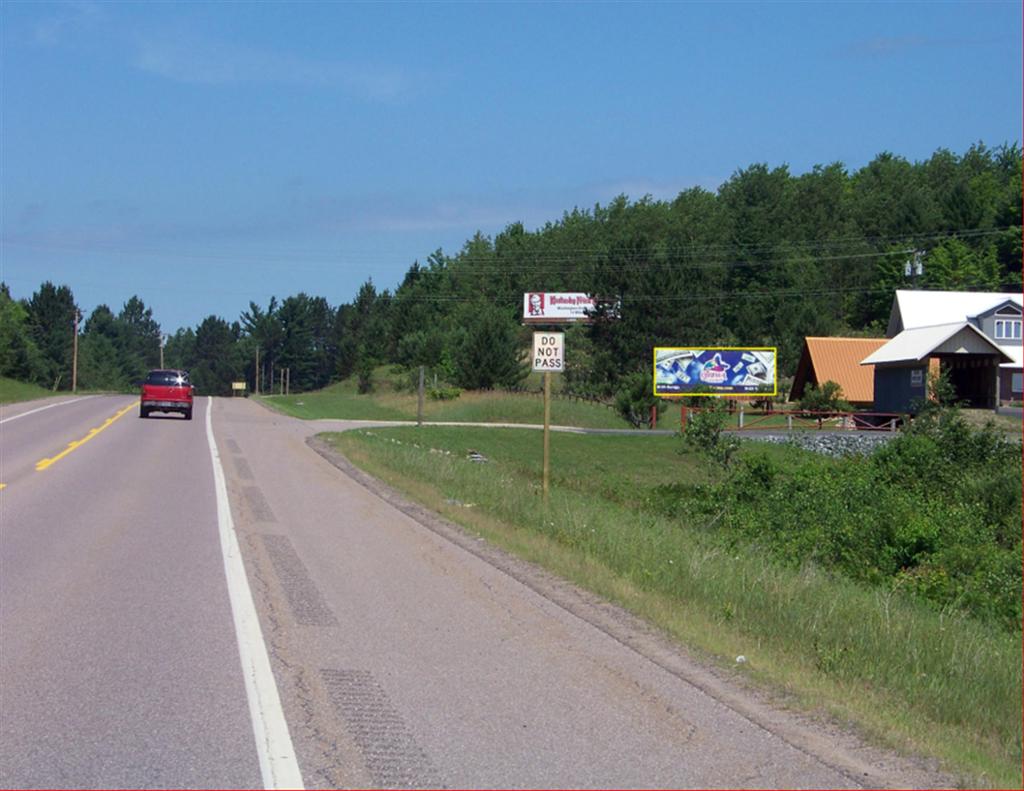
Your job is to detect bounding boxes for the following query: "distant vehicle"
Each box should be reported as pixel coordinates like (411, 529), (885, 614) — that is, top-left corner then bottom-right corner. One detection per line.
(139, 369), (194, 420)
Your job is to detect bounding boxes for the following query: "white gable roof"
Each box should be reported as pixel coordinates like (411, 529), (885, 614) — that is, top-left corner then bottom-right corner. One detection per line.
(888, 290), (1023, 336)
(862, 322), (1014, 366)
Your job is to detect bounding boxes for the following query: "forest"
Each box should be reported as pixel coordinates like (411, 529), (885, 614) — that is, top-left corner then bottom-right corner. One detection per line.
(3, 143), (1020, 399)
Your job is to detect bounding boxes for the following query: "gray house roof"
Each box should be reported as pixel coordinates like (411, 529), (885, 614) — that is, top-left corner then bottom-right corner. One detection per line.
(861, 321), (1014, 367)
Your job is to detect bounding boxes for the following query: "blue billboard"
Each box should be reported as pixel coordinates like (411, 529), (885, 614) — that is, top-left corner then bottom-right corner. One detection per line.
(654, 347), (777, 397)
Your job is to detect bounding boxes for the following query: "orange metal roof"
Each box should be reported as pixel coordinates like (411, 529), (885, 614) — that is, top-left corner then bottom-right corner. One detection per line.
(798, 337), (888, 404)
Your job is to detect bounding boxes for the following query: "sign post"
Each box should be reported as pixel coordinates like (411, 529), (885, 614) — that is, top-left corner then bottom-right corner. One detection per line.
(543, 371), (551, 499)
(532, 332), (564, 501)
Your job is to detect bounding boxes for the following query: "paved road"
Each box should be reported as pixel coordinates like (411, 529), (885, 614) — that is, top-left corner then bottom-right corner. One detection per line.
(1, 395), (946, 789)
(1, 396), (262, 789)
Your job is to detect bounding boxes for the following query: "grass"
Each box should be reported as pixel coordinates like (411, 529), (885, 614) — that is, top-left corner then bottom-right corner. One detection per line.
(260, 369), (632, 429)
(323, 425), (1022, 788)
(0, 376), (57, 404)
(960, 408), (1023, 436)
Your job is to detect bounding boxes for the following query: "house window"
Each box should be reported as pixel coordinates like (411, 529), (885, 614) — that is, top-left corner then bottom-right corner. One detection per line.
(1013, 373), (1023, 395)
(994, 320), (1022, 340)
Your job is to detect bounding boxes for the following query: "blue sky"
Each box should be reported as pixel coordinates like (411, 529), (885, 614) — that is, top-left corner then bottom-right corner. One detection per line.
(2, 1), (1021, 333)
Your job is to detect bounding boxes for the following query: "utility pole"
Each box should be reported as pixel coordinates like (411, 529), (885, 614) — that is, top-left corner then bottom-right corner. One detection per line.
(159, 334), (166, 369)
(255, 347), (260, 395)
(71, 309), (81, 393)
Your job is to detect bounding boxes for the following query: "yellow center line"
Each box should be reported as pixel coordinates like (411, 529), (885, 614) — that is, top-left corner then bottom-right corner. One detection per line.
(35, 403), (136, 472)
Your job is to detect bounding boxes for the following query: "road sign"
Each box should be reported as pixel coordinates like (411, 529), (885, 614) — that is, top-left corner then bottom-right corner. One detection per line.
(533, 332), (564, 372)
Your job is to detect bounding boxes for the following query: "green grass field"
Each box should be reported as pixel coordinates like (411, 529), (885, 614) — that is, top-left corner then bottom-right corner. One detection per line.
(260, 372), (635, 429)
(324, 425), (1022, 788)
(0, 376), (55, 404)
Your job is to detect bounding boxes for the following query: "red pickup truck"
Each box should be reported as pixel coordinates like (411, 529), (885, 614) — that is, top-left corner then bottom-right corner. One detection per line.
(139, 369), (194, 420)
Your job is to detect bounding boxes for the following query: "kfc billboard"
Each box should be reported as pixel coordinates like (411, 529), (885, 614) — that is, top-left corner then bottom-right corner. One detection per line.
(523, 292), (597, 324)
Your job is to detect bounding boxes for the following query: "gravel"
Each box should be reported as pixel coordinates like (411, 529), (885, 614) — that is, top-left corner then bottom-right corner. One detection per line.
(739, 430), (897, 457)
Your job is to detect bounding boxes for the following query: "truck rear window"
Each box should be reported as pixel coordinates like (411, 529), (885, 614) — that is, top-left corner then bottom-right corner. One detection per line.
(145, 371), (190, 386)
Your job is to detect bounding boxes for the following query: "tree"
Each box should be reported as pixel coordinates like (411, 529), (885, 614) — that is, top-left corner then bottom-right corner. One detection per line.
(78, 305), (128, 390)
(450, 303), (527, 390)
(117, 296), (161, 380)
(798, 380), (851, 415)
(924, 238), (1000, 291)
(0, 284), (44, 382)
(190, 316), (243, 396)
(240, 297), (282, 393)
(26, 282), (77, 389)
(164, 327), (196, 371)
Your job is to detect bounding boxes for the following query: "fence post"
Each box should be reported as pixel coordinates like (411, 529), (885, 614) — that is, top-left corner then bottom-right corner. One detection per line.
(738, 405), (744, 429)
(787, 414), (793, 431)
(889, 418), (896, 432)
(417, 366), (425, 427)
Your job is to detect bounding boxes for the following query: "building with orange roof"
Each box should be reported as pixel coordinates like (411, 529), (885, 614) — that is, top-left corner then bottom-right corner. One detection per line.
(789, 337), (888, 407)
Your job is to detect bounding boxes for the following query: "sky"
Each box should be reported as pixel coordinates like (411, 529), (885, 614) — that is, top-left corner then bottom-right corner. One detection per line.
(2, 1), (1021, 333)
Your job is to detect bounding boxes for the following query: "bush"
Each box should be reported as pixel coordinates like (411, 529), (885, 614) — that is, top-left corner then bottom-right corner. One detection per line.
(681, 399), (740, 468)
(427, 386), (461, 401)
(613, 371), (658, 428)
(797, 380), (851, 415)
(711, 411), (1023, 629)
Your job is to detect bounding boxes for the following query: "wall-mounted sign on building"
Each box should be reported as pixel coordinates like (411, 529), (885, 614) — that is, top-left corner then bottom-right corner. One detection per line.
(523, 292), (597, 324)
(654, 347), (777, 396)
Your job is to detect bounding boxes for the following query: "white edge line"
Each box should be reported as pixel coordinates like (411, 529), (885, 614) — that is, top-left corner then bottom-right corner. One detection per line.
(205, 396), (305, 790)
(0, 396), (95, 424)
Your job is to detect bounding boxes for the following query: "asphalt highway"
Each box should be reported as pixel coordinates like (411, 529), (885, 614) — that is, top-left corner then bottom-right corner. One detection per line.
(1, 396), (261, 788)
(0, 395), (947, 789)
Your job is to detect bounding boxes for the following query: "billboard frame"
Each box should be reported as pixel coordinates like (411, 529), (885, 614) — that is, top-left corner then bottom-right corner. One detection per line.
(653, 346), (778, 398)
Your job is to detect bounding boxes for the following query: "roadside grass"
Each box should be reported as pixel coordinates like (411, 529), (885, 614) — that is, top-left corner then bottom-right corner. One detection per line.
(0, 376), (57, 404)
(261, 372), (630, 429)
(960, 408), (1022, 436)
(324, 425), (1022, 788)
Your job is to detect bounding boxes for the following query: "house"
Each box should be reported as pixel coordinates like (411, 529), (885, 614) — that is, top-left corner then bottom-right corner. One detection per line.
(789, 337), (888, 407)
(861, 290), (1023, 411)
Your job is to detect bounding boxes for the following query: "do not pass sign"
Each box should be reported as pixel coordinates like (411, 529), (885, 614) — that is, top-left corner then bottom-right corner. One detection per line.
(532, 332), (564, 372)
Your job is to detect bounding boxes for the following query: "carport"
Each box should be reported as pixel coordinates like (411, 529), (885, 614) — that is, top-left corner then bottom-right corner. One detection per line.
(860, 322), (1014, 413)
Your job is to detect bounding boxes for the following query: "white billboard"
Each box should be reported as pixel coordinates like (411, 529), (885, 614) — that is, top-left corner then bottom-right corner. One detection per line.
(523, 292), (597, 324)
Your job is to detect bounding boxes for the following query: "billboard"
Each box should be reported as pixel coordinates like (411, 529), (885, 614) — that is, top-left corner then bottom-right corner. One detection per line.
(654, 347), (777, 397)
(523, 292), (596, 324)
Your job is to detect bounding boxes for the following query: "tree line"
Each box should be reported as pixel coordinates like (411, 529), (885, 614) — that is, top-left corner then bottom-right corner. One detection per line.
(3, 143), (1020, 398)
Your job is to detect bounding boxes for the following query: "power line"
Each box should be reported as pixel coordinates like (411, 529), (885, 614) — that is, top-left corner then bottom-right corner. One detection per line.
(2, 226), (1013, 271)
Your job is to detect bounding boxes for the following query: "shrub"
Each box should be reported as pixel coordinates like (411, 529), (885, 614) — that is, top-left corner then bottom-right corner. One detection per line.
(681, 398), (740, 469)
(613, 371), (659, 428)
(797, 380), (851, 415)
(711, 413), (1023, 629)
(427, 386), (461, 401)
